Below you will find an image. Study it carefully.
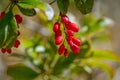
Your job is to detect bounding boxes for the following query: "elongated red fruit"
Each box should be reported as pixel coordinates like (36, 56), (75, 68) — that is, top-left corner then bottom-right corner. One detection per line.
(58, 44), (65, 55)
(66, 22), (79, 32)
(55, 35), (63, 45)
(53, 22), (60, 33)
(70, 44), (80, 54)
(64, 48), (68, 57)
(15, 14), (22, 24)
(67, 30), (74, 36)
(72, 37), (81, 46)
(61, 15), (69, 25)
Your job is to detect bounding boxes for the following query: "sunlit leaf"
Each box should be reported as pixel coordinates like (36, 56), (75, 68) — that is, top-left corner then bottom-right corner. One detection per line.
(90, 50), (120, 62)
(37, 3), (54, 20)
(21, 39), (34, 48)
(17, 0), (42, 9)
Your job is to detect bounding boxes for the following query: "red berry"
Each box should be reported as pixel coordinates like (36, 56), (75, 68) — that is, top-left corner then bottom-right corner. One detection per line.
(7, 49), (12, 54)
(66, 36), (73, 46)
(1, 48), (6, 53)
(17, 30), (20, 36)
(67, 30), (74, 36)
(61, 15), (69, 25)
(0, 11), (5, 19)
(55, 30), (62, 39)
(72, 37), (81, 46)
(58, 44), (65, 55)
(15, 14), (22, 24)
(66, 22), (79, 32)
(64, 48), (68, 57)
(55, 35), (63, 45)
(14, 40), (20, 48)
(53, 22), (60, 33)
(70, 44), (80, 54)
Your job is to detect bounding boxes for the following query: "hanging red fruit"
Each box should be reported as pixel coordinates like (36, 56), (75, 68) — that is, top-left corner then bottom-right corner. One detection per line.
(15, 14), (22, 24)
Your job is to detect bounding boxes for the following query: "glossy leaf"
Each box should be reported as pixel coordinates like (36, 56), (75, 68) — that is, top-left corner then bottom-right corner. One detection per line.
(7, 64), (38, 80)
(57, 0), (69, 14)
(74, 0), (94, 14)
(90, 50), (120, 62)
(17, 0), (42, 9)
(0, 10), (17, 49)
(18, 6), (36, 16)
(37, 3), (54, 20)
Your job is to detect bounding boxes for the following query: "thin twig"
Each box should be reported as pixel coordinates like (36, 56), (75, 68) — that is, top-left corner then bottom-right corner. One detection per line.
(49, 0), (57, 5)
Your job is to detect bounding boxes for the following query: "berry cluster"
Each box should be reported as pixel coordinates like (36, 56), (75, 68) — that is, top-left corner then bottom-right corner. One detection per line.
(0, 11), (22, 54)
(53, 14), (81, 57)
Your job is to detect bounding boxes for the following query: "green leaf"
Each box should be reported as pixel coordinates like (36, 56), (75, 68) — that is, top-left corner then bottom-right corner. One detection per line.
(18, 6), (36, 16)
(17, 0), (42, 9)
(74, 0), (94, 14)
(90, 50), (120, 62)
(21, 39), (34, 48)
(83, 60), (114, 78)
(7, 64), (38, 80)
(0, 10), (17, 49)
(57, 0), (69, 14)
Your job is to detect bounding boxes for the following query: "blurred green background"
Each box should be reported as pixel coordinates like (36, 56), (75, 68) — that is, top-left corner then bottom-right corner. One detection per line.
(0, 0), (120, 80)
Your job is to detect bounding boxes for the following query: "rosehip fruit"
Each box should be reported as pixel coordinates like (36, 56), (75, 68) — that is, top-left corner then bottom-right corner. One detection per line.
(7, 49), (12, 54)
(55, 35), (63, 45)
(14, 40), (20, 48)
(53, 22), (60, 33)
(72, 37), (81, 46)
(70, 44), (80, 54)
(61, 15), (69, 25)
(58, 44), (65, 55)
(67, 30), (74, 36)
(1, 48), (6, 53)
(66, 22), (79, 32)
(15, 14), (22, 24)
(64, 48), (68, 57)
